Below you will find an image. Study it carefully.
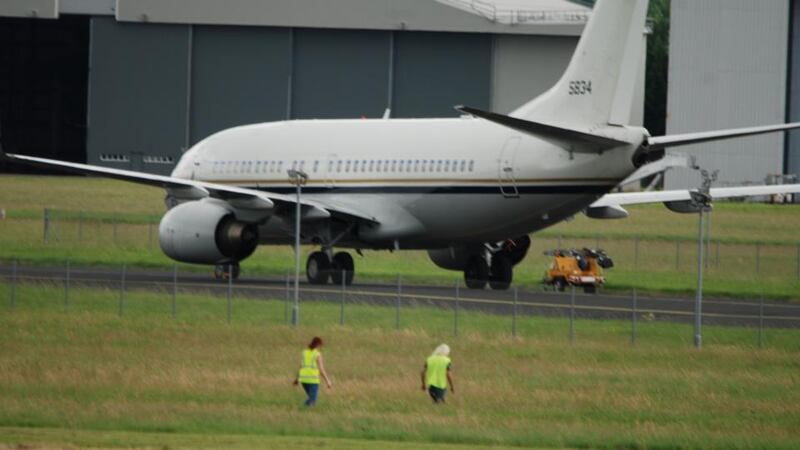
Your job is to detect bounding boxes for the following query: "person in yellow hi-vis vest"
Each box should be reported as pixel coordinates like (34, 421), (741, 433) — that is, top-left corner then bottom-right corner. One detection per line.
(420, 343), (454, 404)
(293, 336), (332, 406)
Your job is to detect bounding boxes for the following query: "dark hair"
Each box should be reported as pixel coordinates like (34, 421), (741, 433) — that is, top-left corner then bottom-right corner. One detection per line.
(308, 336), (323, 349)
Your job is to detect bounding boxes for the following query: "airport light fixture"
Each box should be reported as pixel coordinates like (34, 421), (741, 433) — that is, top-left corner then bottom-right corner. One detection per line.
(287, 169), (308, 327)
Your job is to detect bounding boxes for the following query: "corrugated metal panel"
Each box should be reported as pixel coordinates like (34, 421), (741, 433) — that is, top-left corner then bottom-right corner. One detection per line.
(665, 0), (789, 189)
(292, 28), (390, 119)
(0, 0), (58, 19)
(393, 31), (491, 118)
(113, 0), (584, 37)
(190, 26), (291, 144)
(86, 17), (189, 175)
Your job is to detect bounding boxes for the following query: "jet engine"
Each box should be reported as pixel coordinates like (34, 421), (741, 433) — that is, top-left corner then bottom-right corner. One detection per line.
(427, 236), (532, 270)
(159, 200), (259, 264)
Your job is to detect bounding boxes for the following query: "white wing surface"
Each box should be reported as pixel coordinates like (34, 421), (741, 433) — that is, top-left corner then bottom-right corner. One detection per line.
(593, 184), (800, 208)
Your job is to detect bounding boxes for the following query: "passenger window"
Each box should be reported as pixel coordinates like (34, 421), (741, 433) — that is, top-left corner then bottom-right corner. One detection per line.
(336, 160), (342, 173)
(313, 160), (319, 173)
(345, 160), (351, 173)
(460, 160), (466, 172)
(468, 160), (474, 172)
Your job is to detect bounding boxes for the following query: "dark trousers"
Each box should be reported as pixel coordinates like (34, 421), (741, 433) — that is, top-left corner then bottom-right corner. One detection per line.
(428, 386), (447, 403)
(302, 383), (319, 406)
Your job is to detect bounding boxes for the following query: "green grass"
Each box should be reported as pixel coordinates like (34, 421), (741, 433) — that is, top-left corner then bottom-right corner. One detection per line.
(1, 282), (799, 449)
(2, 175), (800, 300)
(0, 427), (533, 450)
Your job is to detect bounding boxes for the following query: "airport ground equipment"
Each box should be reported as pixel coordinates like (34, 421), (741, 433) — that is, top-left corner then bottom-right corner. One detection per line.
(543, 248), (614, 294)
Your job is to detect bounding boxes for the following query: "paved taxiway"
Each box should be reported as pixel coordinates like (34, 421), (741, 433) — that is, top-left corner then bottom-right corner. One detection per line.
(3, 264), (799, 328)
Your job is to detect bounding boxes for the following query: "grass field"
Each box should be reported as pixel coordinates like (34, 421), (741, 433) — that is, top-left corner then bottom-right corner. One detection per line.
(1, 282), (799, 449)
(2, 175), (800, 300)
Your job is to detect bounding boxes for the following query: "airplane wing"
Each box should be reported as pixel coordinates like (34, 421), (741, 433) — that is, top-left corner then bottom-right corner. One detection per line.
(591, 184), (800, 209)
(646, 123), (800, 151)
(1, 151), (378, 223)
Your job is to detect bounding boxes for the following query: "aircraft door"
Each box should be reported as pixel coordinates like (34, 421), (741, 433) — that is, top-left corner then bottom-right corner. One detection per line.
(498, 137), (520, 198)
(324, 154), (338, 188)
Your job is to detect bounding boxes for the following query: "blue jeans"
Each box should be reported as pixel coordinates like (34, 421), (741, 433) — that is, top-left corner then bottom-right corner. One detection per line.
(302, 383), (319, 406)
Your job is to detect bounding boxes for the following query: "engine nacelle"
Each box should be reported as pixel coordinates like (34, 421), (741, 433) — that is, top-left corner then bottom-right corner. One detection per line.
(159, 200), (259, 264)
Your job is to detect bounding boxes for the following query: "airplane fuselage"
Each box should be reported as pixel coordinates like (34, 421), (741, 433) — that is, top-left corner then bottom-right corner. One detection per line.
(174, 117), (641, 249)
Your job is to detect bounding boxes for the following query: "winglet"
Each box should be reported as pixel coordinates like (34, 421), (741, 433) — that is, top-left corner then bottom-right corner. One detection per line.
(456, 105), (629, 152)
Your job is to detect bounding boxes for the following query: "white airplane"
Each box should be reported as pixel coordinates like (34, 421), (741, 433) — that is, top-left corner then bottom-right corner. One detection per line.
(3, 0), (800, 290)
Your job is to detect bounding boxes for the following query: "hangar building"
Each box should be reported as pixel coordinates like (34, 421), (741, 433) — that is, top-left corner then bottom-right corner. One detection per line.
(665, 0), (800, 189)
(0, 0), (645, 175)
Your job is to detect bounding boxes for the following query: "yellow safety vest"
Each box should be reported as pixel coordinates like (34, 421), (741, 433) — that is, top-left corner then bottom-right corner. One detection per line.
(425, 355), (451, 389)
(298, 348), (320, 384)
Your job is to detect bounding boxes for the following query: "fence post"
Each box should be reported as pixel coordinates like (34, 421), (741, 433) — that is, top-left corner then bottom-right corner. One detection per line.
(339, 270), (345, 326)
(64, 260), (70, 310)
(569, 285), (575, 344)
(118, 264), (126, 317)
(758, 295), (764, 349)
(227, 264), (233, 324)
(148, 222), (153, 249)
(285, 269), (290, 324)
(43, 208), (50, 243)
(112, 218), (118, 244)
(715, 241), (720, 269)
(78, 211), (84, 242)
(755, 244), (761, 275)
(172, 264), (177, 319)
(10, 259), (17, 309)
(454, 280), (460, 337)
(634, 237), (640, 269)
(512, 287), (518, 337)
(631, 288), (637, 346)
(395, 274), (401, 330)
(675, 241), (680, 270)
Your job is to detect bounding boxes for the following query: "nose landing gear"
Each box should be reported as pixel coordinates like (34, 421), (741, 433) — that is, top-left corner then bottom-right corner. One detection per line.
(213, 262), (240, 280)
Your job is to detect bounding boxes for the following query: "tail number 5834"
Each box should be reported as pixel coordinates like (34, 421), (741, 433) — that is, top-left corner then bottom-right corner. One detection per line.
(568, 80), (592, 96)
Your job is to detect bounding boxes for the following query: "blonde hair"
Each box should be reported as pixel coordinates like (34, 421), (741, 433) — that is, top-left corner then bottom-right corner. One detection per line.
(432, 343), (450, 356)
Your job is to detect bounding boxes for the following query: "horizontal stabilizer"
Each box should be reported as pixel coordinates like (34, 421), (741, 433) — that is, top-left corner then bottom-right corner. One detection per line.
(456, 105), (629, 152)
(647, 122), (800, 151)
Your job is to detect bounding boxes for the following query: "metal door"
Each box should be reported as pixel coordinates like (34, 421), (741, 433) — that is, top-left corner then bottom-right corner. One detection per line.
(498, 137), (520, 198)
(324, 153), (338, 188)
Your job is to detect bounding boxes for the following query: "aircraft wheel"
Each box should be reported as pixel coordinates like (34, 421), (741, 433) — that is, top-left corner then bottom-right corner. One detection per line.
(306, 251), (331, 285)
(330, 252), (355, 286)
(464, 257), (489, 290)
(229, 262), (240, 280)
(489, 256), (513, 291)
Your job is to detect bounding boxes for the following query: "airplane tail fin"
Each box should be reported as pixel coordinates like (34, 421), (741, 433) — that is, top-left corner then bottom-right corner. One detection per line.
(511, 0), (649, 127)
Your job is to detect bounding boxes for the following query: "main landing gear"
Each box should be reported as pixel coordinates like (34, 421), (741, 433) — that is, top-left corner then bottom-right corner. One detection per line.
(464, 255), (513, 291)
(214, 262), (240, 280)
(306, 250), (355, 286)
(463, 236), (528, 291)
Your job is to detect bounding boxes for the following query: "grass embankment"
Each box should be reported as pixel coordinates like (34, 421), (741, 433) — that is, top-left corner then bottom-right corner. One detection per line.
(2, 175), (800, 300)
(1, 282), (799, 449)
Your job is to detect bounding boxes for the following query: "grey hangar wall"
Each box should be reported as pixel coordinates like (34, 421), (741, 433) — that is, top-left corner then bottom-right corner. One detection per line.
(87, 18), (579, 175)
